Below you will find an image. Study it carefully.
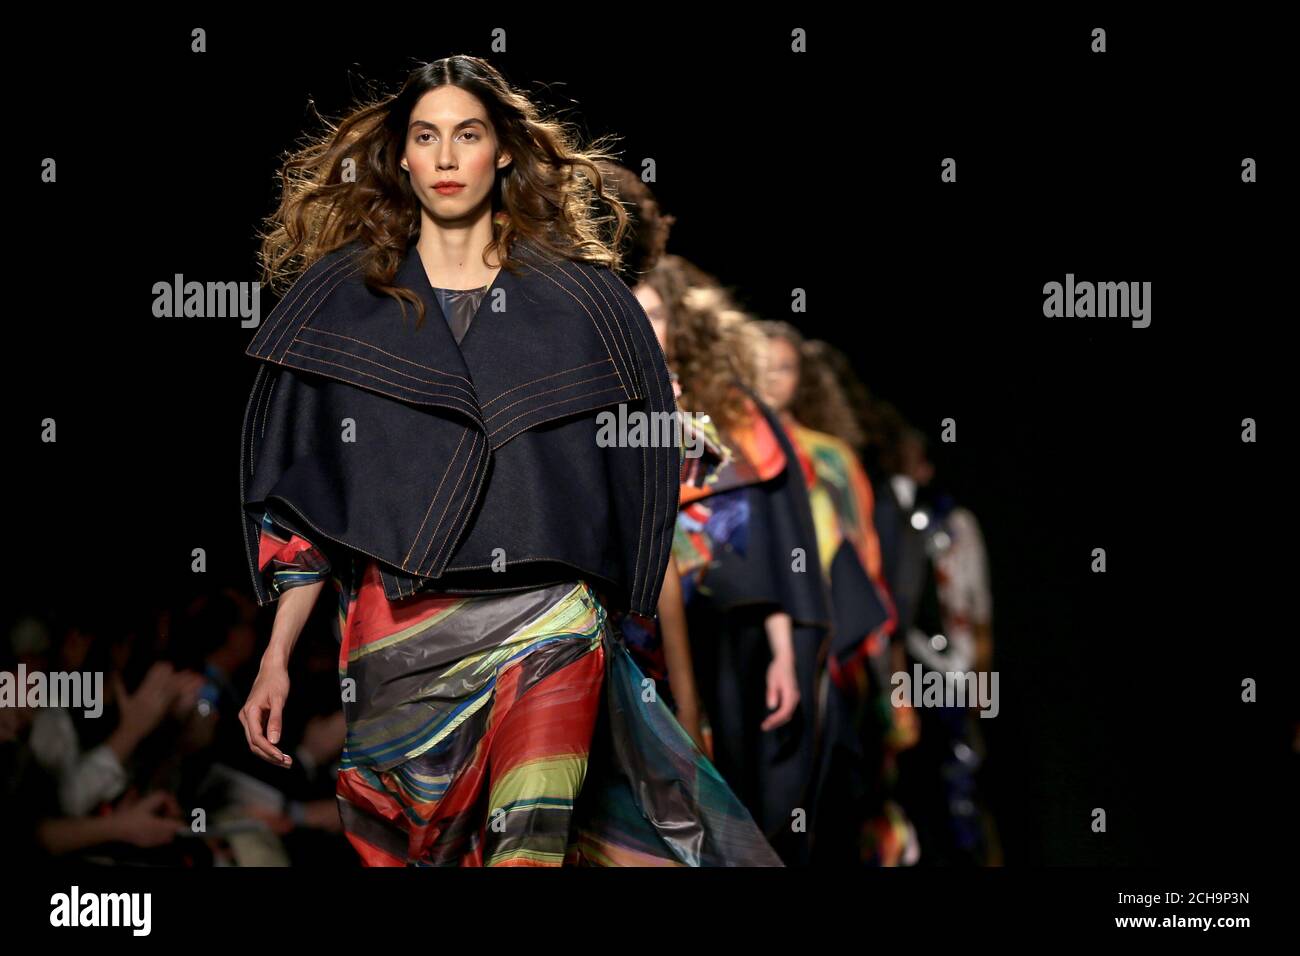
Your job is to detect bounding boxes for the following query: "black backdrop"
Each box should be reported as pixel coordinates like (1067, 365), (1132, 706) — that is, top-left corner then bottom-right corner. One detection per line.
(9, 12), (1293, 868)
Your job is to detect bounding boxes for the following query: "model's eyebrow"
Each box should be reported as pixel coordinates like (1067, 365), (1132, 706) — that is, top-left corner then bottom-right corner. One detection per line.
(409, 118), (487, 132)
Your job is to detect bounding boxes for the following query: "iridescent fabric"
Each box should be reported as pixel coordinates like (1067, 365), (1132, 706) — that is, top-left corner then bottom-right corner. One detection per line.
(255, 520), (781, 867)
(430, 284), (489, 345)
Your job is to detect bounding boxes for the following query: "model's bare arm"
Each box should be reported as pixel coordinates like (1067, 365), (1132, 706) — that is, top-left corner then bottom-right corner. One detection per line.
(762, 611), (799, 730)
(239, 581), (325, 767)
(656, 555), (704, 749)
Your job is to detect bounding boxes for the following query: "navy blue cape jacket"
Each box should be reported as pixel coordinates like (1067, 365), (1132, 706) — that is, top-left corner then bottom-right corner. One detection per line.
(239, 236), (681, 618)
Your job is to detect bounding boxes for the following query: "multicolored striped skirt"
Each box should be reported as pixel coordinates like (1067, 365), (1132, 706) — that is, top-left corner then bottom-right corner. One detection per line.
(334, 576), (781, 866)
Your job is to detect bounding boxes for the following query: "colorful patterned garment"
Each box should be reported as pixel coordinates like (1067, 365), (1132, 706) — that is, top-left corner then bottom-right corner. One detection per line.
(784, 423), (882, 579)
(256, 515), (782, 867)
(616, 408), (725, 666)
(616, 396), (787, 684)
(780, 418), (921, 867)
(674, 397), (787, 598)
(678, 408), (731, 495)
(640, 391), (833, 864)
(783, 420), (897, 689)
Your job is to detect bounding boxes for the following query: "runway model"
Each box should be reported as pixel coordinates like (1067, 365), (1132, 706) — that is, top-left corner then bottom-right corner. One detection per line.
(238, 55), (779, 866)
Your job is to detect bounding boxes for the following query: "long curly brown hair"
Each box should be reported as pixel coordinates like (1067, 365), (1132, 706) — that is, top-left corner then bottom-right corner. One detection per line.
(593, 160), (676, 285)
(803, 339), (874, 455)
(640, 255), (763, 435)
(753, 321), (865, 450)
(257, 55), (629, 327)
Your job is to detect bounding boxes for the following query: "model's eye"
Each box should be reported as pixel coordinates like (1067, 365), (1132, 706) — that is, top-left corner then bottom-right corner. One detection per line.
(415, 132), (433, 144)
(460, 131), (479, 142)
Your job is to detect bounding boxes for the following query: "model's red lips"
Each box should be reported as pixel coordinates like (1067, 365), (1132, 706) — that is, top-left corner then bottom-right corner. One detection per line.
(433, 181), (465, 187)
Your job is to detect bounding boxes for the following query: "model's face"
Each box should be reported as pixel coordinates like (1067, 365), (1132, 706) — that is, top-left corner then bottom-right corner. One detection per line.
(761, 336), (799, 412)
(401, 86), (510, 223)
(633, 283), (669, 354)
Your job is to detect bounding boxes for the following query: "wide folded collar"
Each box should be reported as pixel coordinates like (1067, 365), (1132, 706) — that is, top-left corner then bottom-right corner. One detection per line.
(246, 236), (643, 449)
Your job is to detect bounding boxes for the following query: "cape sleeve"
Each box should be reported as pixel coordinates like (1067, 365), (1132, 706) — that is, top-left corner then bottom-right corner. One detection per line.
(589, 265), (682, 619)
(693, 396), (831, 629)
(769, 429), (894, 692)
(611, 399), (730, 684)
(240, 361), (342, 605)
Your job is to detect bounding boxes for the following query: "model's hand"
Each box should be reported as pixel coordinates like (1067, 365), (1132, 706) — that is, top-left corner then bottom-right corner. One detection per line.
(761, 655), (799, 731)
(239, 661), (292, 767)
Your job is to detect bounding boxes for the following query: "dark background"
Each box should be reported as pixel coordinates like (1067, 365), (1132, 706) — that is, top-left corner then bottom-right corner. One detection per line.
(9, 12), (1292, 866)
